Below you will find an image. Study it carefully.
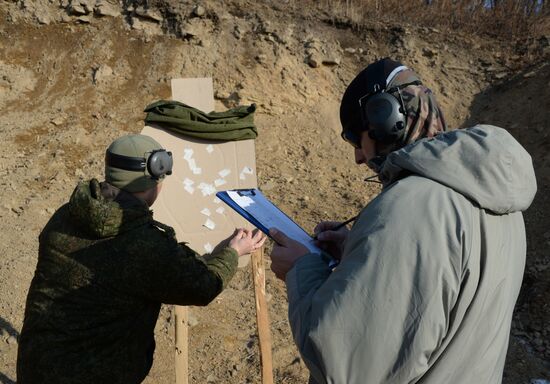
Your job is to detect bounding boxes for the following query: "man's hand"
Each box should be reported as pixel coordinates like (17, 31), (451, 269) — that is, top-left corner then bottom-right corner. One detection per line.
(313, 221), (349, 261)
(269, 228), (309, 281)
(228, 228), (266, 256)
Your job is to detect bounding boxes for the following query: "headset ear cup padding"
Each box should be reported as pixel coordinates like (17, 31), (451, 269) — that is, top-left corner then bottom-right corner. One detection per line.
(364, 92), (407, 145)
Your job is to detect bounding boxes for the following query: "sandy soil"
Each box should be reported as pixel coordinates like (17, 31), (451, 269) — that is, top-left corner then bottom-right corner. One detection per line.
(0, 1), (549, 383)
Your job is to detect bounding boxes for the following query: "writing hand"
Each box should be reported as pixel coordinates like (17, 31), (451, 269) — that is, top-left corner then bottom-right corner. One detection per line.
(313, 221), (349, 260)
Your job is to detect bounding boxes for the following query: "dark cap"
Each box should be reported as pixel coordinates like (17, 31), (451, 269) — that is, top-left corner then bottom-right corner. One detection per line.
(339, 58), (404, 133)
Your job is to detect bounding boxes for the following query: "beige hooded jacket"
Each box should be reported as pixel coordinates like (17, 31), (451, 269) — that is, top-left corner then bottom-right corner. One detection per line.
(286, 125), (537, 384)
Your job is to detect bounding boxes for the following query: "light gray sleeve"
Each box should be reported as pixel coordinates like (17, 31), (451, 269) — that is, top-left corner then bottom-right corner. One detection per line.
(285, 177), (469, 384)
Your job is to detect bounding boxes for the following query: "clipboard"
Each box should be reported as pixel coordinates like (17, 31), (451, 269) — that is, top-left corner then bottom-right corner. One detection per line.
(216, 188), (322, 254)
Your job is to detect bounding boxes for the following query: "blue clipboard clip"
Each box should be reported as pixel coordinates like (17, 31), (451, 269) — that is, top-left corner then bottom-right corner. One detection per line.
(216, 189), (270, 236)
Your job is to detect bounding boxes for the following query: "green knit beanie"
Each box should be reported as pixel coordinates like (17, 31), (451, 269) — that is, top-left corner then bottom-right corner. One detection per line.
(105, 134), (166, 193)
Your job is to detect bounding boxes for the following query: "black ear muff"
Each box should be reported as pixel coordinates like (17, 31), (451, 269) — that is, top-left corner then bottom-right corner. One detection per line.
(147, 150), (173, 179)
(106, 149), (173, 180)
(365, 92), (407, 144)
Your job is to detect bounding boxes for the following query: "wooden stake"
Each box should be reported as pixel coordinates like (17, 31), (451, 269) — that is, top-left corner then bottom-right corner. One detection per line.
(251, 246), (274, 384)
(174, 306), (188, 384)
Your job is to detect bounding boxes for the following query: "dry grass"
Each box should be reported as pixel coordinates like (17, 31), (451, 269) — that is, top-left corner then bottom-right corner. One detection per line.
(323, 0), (549, 39)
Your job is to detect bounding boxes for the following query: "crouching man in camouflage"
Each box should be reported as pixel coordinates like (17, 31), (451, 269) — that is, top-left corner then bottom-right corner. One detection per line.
(17, 134), (265, 384)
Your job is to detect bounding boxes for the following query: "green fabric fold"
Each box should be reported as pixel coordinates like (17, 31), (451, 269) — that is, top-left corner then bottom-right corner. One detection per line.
(144, 100), (257, 141)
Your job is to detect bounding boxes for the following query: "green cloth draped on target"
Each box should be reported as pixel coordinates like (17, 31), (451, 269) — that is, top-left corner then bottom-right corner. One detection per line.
(144, 100), (257, 141)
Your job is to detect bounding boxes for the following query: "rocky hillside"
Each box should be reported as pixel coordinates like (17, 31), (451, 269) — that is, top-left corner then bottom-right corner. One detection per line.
(0, 0), (549, 383)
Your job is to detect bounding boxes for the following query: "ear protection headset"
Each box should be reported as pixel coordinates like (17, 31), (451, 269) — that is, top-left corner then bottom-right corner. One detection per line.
(105, 149), (173, 180)
(358, 79), (423, 145)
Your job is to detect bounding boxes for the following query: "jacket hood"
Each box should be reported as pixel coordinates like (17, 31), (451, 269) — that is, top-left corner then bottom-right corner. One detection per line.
(68, 179), (152, 238)
(379, 125), (537, 214)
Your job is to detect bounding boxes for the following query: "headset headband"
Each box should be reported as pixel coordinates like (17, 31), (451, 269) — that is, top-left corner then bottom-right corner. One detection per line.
(105, 151), (146, 172)
(105, 149), (173, 179)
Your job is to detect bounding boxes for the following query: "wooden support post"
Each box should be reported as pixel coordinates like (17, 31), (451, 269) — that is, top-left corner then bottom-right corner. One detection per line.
(174, 306), (188, 384)
(251, 246), (274, 384)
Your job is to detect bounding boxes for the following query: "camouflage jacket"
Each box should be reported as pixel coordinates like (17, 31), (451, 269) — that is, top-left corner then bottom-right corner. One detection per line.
(17, 179), (238, 384)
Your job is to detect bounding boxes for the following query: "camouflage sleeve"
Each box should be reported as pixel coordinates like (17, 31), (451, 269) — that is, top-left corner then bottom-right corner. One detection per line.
(192, 245), (239, 291)
(105, 226), (238, 306)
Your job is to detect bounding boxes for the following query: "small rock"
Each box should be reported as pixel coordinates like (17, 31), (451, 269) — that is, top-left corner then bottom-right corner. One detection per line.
(304, 38), (322, 50)
(69, 4), (87, 15)
(51, 116), (66, 126)
(76, 15), (91, 23)
(494, 72), (508, 80)
(37, 13), (51, 25)
(255, 54), (267, 64)
(79, 0), (94, 14)
(214, 90), (232, 100)
(179, 21), (201, 37)
(206, 374), (216, 383)
(11, 207), (24, 215)
(135, 6), (162, 22)
(6, 336), (17, 345)
(322, 57), (341, 66)
(344, 47), (356, 54)
(192, 4), (206, 17)
(95, 3), (120, 17)
(92, 64), (113, 85)
(233, 25), (242, 40)
(307, 54), (321, 68)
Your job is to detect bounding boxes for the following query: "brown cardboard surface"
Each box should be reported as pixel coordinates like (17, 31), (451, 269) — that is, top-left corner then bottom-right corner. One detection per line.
(141, 78), (257, 263)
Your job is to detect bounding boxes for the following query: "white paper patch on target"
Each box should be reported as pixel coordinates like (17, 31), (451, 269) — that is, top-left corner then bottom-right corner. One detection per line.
(203, 218), (216, 230)
(239, 166), (254, 180)
(198, 183), (216, 196)
(218, 169), (231, 177)
(214, 178), (227, 187)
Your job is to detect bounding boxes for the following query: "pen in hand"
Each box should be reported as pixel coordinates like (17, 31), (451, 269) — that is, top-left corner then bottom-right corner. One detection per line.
(312, 215), (358, 241)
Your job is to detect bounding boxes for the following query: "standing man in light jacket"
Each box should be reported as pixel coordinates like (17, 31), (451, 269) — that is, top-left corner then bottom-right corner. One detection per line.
(269, 58), (537, 384)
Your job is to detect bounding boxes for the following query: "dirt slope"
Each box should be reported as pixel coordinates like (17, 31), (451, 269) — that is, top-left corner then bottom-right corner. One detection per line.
(0, 1), (549, 383)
